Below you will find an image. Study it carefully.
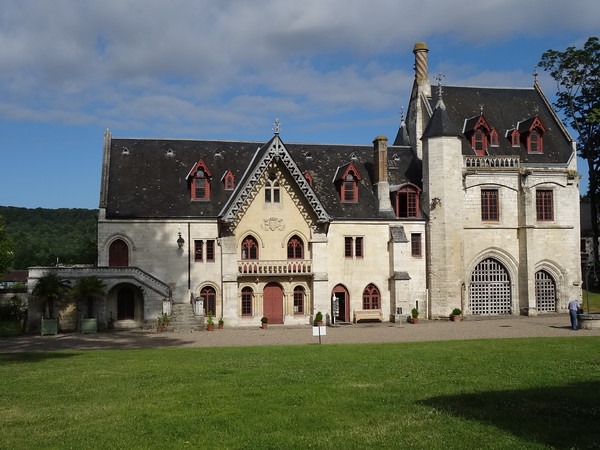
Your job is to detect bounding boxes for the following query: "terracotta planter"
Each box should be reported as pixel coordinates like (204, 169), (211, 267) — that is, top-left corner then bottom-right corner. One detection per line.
(411, 317), (419, 324)
(261, 323), (267, 329)
(207, 324), (215, 331)
(218, 324), (224, 329)
(451, 314), (462, 322)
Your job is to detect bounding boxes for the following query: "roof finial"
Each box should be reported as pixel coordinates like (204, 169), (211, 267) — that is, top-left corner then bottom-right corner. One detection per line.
(400, 106), (405, 125)
(533, 67), (538, 83)
(433, 73), (445, 109)
(273, 118), (281, 135)
(479, 104), (484, 115)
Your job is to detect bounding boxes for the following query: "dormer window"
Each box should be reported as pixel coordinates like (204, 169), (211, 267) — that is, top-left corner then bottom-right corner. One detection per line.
(518, 116), (545, 154)
(336, 162), (361, 203)
(223, 170), (235, 190)
(490, 129), (499, 147)
(395, 184), (421, 218)
(510, 129), (520, 147)
(265, 172), (280, 203)
(186, 160), (212, 201)
(304, 171), (314, 187)
(465, 115), (492, 156)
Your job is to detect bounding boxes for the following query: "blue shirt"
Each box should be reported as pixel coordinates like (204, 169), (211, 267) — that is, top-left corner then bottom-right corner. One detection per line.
(568, 300), (581, 311)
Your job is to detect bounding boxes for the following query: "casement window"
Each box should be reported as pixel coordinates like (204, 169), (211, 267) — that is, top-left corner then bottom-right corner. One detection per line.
(241, 236), (259, 260)
(511, 130), (520, 147)
(411, 233), (422, 257)
(344, 236), (363, 258)
(536, 190), (554, 221)
(194, 240), (216, 262)
(201, 286), (216, 316)
(342, 172), (358, 202)
(528, 130), (542, 153)
(194, 240), (203, 262)
(490, 129), (499, 147)
(473, 129), (487, 156)
(481, 189), (499, 222)
(362, 283), (380, 310)
(396, 185), (420, 218)
(241, 287), (253, 316)
(293, 286), (305, 314)
(265, 173), (280, 203)
(287, 235), (304, 259)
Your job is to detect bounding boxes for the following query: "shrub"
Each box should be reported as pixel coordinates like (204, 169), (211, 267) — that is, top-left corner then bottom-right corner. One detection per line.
(0, 296), (26, 321)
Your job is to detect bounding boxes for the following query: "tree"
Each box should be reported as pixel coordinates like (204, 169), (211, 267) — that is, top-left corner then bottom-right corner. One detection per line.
(538, 37), (600, 278)
(71, 276), (106, 318)
(31, 272), (70, 318)
(0, 215), (14, 274)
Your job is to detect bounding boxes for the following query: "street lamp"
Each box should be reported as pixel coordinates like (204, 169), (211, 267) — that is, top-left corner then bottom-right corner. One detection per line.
(177, 232), (185, 249)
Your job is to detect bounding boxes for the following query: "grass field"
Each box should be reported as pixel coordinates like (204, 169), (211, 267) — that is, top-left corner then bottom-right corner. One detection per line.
(582, 288), (600, 313)
(1, 337), (599, 449)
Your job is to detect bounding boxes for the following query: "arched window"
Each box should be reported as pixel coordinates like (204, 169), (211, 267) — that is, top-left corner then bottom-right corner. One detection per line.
(304, 171), (314, 187)
(528, 130), (542, 153)
(109, 239), (129, 267)
(265, 173), (280, 203)
(287, 235), (304, 259)
(490, 129), (499, 146)
(224, 171), (235, 190)
(395, 185), (420, 218)
(293, 286), (305, 314)
(241, 287), (253, 316)
(241, 236), (258, 260)
(201, 286), (216, 316)
(362, 284), (380, 310)
(511, 130), (520, 147)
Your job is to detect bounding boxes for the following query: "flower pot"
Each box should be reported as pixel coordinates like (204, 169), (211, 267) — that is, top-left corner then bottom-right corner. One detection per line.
(411, 317), (419, 324)
(451, 314), (462, 322)
(41, 318), (58, 335)
(207, 324), (215, 331)
(81, 317), (98, 334)
(261, 323), (267, 329)
(218, 324), (224, 329)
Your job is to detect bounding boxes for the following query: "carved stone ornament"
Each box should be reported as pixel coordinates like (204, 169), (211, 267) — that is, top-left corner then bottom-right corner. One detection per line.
(263, 217), (285, 231)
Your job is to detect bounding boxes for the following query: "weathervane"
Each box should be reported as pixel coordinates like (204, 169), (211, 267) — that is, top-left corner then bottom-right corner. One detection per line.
(273, 118), (281, 135)
(433, 73), (445, 99)
(479, 104), (485, 115)
(533, 67), (538, 83)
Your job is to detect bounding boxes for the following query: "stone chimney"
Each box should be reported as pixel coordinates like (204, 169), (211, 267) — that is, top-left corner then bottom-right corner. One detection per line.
(373, 135), (392, 212)
(413, 42), (431, 98)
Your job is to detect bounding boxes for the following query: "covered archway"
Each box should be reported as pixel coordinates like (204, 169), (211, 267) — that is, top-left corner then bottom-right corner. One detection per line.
(332, 284), (350, 323)
(469, 257), (512, 315)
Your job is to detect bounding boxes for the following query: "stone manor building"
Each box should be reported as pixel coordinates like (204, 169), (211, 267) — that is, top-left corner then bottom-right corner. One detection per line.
(27, 42), (582, 331)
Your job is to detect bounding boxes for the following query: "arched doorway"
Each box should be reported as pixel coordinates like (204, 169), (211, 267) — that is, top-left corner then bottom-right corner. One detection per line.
(469, 258), (511, 315)
(263, 283), (283, 324)
(332, 284), (350, 323)
(109, 239), (129, 267)
(535, 270), (557, 312)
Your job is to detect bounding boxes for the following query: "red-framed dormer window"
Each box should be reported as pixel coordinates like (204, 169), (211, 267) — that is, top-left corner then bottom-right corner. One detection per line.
(395, 184), (420, 218)
(304, 171), (314, 187)
(338, 162), (361, 203)
(511, 129), (520, 147)
(528, 129), (542, 153)
(473, 129), (487, 156)
(490, 129), (499, 147)
(187, 160), (212, 201)
(223, 170), (235, 190)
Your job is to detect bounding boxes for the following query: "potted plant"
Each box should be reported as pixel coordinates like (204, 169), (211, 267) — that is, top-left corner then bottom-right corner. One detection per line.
(162, 313), (171, 327)
(411, 308), (420, 324)
(218, 318), (224, 329)
(71, 276), (106, 334)
(32, 272), (70, 335)
(206, 314), (215, 331)
(450, 308), (462, 322)
(260, 316), (268, 329)
(314, 311), (324, 326)
(156, 315), (164, 332)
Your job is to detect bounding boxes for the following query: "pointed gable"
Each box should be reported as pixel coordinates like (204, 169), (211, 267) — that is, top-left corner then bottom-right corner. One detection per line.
(219, 135), (331, 227)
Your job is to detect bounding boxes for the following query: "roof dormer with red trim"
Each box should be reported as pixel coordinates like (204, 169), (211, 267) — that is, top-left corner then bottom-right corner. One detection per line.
(464, 114), (493, 156)
(334, 162), (362, 203)
(518, 115), (546, 154)
(222, 170), (235, 190)
(186, 159), (212, 201)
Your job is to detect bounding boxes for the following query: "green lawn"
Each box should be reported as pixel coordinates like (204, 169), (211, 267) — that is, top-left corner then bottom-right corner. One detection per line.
(582, 289), (600, 313)
(1, 338), (599, 449)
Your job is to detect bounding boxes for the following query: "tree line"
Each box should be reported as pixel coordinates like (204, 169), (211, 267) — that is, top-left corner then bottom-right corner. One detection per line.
(0, 206), (98, 271)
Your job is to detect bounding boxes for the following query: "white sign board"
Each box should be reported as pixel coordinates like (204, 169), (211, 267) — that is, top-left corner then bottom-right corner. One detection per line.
(312, 326), (327, 336)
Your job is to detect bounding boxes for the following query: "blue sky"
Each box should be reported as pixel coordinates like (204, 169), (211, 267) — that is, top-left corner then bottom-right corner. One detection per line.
(0, 0), (597, 209)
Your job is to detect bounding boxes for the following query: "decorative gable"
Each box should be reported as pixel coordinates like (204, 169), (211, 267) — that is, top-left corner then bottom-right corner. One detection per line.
(334, 162), (362, 203)
(464, 114), (493, 156)
(518, 116), (546, 154)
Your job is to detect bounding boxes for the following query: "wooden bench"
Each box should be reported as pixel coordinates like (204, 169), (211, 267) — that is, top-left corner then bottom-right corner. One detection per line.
(353, 310), (384, 323)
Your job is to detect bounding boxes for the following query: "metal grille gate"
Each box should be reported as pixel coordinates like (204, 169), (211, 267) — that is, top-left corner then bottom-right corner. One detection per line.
(469, 258), (511, 315)
(535, 270), (556, 312)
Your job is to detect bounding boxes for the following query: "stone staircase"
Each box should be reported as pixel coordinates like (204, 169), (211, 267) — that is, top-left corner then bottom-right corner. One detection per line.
(169, 303), (204, 332)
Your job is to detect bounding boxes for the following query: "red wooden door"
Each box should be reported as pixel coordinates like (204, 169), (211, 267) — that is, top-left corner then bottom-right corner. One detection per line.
(263, 283), (284, 324)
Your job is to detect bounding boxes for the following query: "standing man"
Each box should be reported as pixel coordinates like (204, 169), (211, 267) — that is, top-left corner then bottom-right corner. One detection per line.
(567, 299), (581, 331)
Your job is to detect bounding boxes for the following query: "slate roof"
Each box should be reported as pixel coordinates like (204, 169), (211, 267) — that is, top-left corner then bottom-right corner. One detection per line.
(423, 84), (573, 164)
(103, 137), (420, 220)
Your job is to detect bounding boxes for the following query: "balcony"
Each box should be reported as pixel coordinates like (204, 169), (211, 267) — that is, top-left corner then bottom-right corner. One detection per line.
(238, 260), (312, 276)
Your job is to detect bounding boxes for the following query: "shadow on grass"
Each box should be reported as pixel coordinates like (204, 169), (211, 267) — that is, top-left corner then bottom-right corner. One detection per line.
(420, 380), (600, 449)
(0, 330), (197, 355)
(0, 351), (80, 363)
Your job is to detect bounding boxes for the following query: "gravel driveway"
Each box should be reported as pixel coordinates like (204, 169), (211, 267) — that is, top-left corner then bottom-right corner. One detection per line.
(1, 314), (598, 353)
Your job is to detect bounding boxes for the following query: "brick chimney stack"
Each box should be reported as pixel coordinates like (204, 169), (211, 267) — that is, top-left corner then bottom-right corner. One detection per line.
(413, 42), (431, 98)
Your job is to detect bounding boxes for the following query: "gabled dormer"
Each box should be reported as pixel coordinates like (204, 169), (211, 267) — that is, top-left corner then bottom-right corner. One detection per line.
(222, 170), (235, 190)
(464, 114), (493, 156)
(186, 159), (212, 201)
(334, 162), (362, 203)
(518, 115), (546, 154)
(507, 128), (521, 147)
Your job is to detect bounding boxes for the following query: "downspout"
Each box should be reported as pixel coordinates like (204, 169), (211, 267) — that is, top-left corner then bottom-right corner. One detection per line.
(187, 222), (191, 290)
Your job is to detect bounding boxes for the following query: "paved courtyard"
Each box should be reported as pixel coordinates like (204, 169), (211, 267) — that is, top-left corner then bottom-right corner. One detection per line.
(1, 313), (598, 353)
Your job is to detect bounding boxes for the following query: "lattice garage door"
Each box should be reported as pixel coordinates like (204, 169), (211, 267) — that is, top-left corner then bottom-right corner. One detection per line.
(535, 270), (556, 312)
(469, 258), (511, 315)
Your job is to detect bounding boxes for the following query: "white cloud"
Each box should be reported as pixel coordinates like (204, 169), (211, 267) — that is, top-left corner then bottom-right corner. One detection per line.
(0, 0), (598, 138)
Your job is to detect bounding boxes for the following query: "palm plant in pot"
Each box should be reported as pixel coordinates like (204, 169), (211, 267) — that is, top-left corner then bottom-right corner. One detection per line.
(71, 276), (106, 333)
(32, 272), (70, 335)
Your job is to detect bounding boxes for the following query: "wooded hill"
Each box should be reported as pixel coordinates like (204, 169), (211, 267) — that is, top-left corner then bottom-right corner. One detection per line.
(0, 206), (97, 269)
